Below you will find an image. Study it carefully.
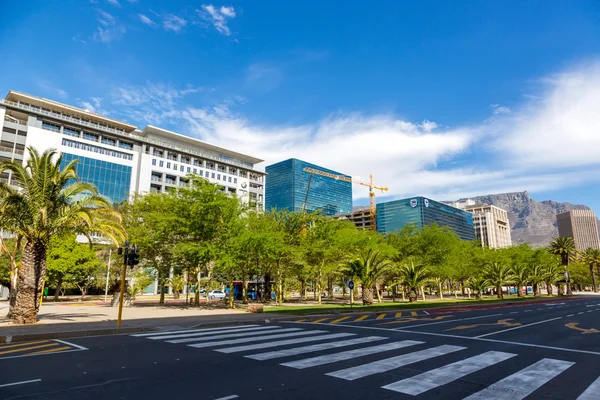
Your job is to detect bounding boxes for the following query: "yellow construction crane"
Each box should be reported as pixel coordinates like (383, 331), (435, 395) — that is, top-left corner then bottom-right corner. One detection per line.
(302, 167), (388, 231)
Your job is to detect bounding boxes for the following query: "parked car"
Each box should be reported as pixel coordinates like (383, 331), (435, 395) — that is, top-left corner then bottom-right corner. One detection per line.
(208, 290), (226, 300)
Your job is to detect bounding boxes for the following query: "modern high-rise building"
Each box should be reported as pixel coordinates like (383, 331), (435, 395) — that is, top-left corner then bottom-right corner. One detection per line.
(0, 91), (265, 209)
(464, 204), (512, 248)
(376, 196), (475, 240)
(265, 158), (352, 216)
(557, 210), (600, 251)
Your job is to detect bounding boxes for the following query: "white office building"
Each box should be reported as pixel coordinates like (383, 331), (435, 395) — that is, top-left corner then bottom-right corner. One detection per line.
(450, 200), (512, 248)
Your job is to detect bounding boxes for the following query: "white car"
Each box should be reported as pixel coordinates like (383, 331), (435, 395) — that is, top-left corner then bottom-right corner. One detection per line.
(208, 290), (226, 300)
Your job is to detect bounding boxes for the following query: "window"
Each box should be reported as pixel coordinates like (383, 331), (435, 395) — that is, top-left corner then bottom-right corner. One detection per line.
(239, 170), (248, 178)
(193, 168), (197, 174)
(167, 162), (171, 169)
(61, 139), (133, 160)
(234, 178), (237, 184)
(102, 137), (116, 146)
(83, 132), (99, 142)
(159, 160), (164, 167)
(217, 174), (221, 180)
(152, 159), (157, 166)
(151, 173), (162, 182)
(187, 167), (191, 173)
(119, 141), (133, 150)
(218, 165), (226, 173)
(174, 164), (178, 170)
(211, 172), (215, 179)
(167, 152), (177, 161)
(42, 121), (60, 132)
(228, 177), (232, 183)
(63, 127), (80, 137)
(207, 162), (215, 170)
(153, 149), (164, 157)
(180, 165), (184, 172)
(193, 159), (201, 167)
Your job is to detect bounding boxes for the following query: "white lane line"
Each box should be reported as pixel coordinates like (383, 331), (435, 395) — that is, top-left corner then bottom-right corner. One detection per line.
(423, 311), (430, 315)
(54, 339), (89, 351)
(214, 332), (355, 353)
(463, 358), (574, 400)
(147, 326), (280, 340)
(476, 317), (562, 338)
(131, 325), (259, 337)
(567, 314), (575, 317)
(245, 336), (386, 361)
(188, 330), (329, 349)
(524, 310), (533, 312)
(281, 340), (423, 369)
(588, 310), (594, 313)
(536, 308), (543, 310)
(586, 305), (595, 307)
(382, 351), (517, 395)
(0, 379), (42, 388)
(326, 344), (465, 381)
(167, 328), (302, 344)
(394, 313), (503, 330)
(579, 312), (585, 315)
(213, 395), (239, 400)
(578, 376), (600, 399)
(510, 311), (519, 314)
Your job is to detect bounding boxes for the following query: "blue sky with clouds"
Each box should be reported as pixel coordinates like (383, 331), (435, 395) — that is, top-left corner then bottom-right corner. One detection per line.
(2, 0), (600, 209)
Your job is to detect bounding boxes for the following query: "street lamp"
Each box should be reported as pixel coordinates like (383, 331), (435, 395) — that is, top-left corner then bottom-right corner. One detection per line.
(565, 266), (572, 296)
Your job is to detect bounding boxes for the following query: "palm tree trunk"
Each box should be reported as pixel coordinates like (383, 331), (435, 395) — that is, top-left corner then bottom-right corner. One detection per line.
(421, 286), (426, 301)
(11, 242), (46, 325)
(496, 284), (503, 299)
(533, 283), (538, 296)
(558, 284), (564, 296)
(362, 285), (374, 305)
(517, 286), (523, 298)
(438, 281), (443, 300)
(591, 266), (598, 292)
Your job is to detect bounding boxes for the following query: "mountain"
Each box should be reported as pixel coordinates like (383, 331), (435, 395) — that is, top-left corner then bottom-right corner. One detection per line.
(455, 191), (592, 248)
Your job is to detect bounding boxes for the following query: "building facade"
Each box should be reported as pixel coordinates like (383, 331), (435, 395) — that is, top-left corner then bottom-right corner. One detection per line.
(0, 91), (265, 209)
(376, 196), (475, 240)
(557, 210), (600, 251)
(464, 204), (512, 248)
(337, 207), (373, 230)
(265, 158), (352, 216)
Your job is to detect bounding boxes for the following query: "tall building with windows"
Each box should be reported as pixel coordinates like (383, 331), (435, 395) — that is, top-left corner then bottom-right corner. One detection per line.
(0, 91), (265, 208)
(265, 158), (352, 216)
(557, 210), (600, 251)
(376, 196), (475, 241)
(464, 204), (512, 248)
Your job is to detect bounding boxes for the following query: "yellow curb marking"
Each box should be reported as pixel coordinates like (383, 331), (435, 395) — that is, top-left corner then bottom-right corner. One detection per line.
(446, 318), (521, 331)
(313, 318), (329, 323)
(0, 340), (50, 350)
(376, 313), (387, 320)
(296, 319), (306, 322)
(380, 315), (451, 325)
(0, 342), (58, 356)
(354, 315), (369, 322)
(29, 346), (72, 355)
(565, 322), (600, 334)
(330, 316), (351, 324)
(395, 312), (403, 318)
(411, 311), (418, 316)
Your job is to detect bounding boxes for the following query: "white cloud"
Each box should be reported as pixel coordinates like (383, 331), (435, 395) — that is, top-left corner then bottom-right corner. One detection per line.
(199, 4), (236, 36)
(163, 14), (187, 32)
(491, 104), (511, 114)
(138, 14), (156, 26)
(107, 0), (120, 7)
(37, 81), (69, 99)
(93, 10), (126, 43)
(77, 97), (107, 115)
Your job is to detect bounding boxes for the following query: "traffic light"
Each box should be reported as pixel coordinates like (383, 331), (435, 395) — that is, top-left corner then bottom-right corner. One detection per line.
(127, 247), (140, 267)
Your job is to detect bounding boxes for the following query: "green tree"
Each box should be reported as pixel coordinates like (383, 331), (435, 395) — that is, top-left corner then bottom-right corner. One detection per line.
(542, 262), (563, 296)
(396, 260), (430, 302)
(0, 237), (22, 311)
(510, 263), (531, 298)
(466, 276), (489, 300)
(484, 262), (513, 299)
(129, 269), (154, 300)
(168, 275), (186, 299)
(527, 264), (546, 296)
(548, 237), (576, 295)
(0, 148), (124, 324)
(346, 249), (392, 305)
(47, 235), (78, 301)
(579, 248), (600, 292)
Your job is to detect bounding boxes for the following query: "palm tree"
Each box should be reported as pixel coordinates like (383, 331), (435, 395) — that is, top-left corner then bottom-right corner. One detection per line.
(0, 147), (124, 324)
(484, 262), (513, 299)
(168, 275), (186, 299)
(542, 263), (563, 296)
(346, 249), (391, 305)
(510, 264), (531, 298)
(466, 276), (489, 300)
(580, 248), (600, 292)
(548, 237), (575, 295)
(528, 264), (546, 296)
(396, 260), (430, 302)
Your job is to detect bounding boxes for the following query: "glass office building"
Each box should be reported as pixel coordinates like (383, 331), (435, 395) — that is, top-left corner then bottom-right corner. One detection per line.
(376, 196), (475, 240)
(60, 153), (132, 204)
(265, 158), (352, 216)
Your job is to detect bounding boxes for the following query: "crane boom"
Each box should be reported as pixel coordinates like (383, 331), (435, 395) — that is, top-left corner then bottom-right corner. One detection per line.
(302, 167), (388, 230)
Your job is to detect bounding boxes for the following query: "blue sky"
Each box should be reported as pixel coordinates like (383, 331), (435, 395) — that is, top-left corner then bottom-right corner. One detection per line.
(2, 0), (600, 210)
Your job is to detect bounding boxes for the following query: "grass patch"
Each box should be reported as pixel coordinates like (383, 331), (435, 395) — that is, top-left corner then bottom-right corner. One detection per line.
(264, 296), (550, 315)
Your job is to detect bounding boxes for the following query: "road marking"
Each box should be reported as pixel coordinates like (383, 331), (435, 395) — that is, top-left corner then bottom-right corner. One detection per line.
(395, 312), (403, 318)
(186, 330), (328, 348)
(29, 346), (71, 355)
(313, 318), (329, 323)
(245, 336), (386, 361)
(214, 395), (239, 400)
(0, 341), (50, 349)
(579, 312), (585, 315)
(167, 328), (302, 344)
(382, 351), (517, 395)
(411, 311), (418, 316)
(578, 376), (600, 399)
(565, 323), (599, 334)
(131, 325), (260, 337)
(54, 339), (88, 351)
(354, 315), (369, 322)
(0, 342), (58, 355)
(214, 333), (355, 353)
(0, 379), (42, 388)
(536, 308), (543, 310)
(380, 316), (451, 325)
(327, 344), (465, 381)
(376, 313), (386, 320)
(281, 340), (423, 369)
(588, 310), (593, 313)
(447, 318), (520, 331)
(296, 319), (306, 322)
(510, 311), (519, 314)
(423, 310), (430, 315)
(394, 313), (503, 330)
(567, 314), (575, 317)
(524, 310), (532, 312)
(476, 317), (562, 338)
(148, 326), (281, 340)
(330, 316), (351, 324)
(463, 358), (574, 399)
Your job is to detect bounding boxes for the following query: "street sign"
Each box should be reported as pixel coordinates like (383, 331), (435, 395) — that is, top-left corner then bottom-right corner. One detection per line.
(348, 280), (354, 290)
(343, 277), (348, 285)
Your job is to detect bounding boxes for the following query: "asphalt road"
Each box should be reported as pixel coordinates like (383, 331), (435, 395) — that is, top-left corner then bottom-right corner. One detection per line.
(3, 296), (600, 400)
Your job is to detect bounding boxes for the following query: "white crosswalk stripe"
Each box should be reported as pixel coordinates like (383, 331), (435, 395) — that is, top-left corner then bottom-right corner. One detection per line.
(382, 350), (517, 395)
(146, 325), (281, 340)
(213, 332), (356, 353)
(463, 358), (575, 400)
(245, 336), (387, 361)
(327, 344), (466, 381)
(130, 325), (258, 337)
(578, 376), (600, 400)
(281, 340), (423, 370)
(187, 330), (330, 349)
(167, 328), (303, 344)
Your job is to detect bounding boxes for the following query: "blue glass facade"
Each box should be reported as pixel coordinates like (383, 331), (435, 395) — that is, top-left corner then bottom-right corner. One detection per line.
(377, 196), (475, 241)
(60, 153), (132, 204)
(265, 158), (352, 216)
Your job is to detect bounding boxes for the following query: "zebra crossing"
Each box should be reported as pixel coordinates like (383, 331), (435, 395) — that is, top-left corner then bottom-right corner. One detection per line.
(132, 324), (600, 399)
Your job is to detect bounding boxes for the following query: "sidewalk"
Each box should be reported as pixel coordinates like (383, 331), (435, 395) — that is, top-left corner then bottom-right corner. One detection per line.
(0, 302), (293, 343)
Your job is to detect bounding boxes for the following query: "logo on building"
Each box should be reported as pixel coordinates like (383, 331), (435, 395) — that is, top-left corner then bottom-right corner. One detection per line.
(410, 199), (418, 208)
(241, 182), (247, 189)
(424, 199), (430, 208)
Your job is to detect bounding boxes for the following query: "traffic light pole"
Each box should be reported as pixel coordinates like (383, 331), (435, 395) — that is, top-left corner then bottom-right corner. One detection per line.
(116, 261), (127, 327)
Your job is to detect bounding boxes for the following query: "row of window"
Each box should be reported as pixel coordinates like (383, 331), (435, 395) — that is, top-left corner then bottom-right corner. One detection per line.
(62, 139), (133, 161)
(149, 155), (259, 180)
(151, 169), (239, 185)
(151, 158), (241, 183)
(43, 121), (134, 150)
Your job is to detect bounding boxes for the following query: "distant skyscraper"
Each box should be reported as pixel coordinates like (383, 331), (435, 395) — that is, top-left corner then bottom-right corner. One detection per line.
(464, 204), (512, 248)
(557, 210), (600, 251)
(265, 158), (352, 216)
(376, 196), (475, 241)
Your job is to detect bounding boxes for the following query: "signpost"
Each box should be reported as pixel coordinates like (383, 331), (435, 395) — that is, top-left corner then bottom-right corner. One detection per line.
(348, 280), (354, 309)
